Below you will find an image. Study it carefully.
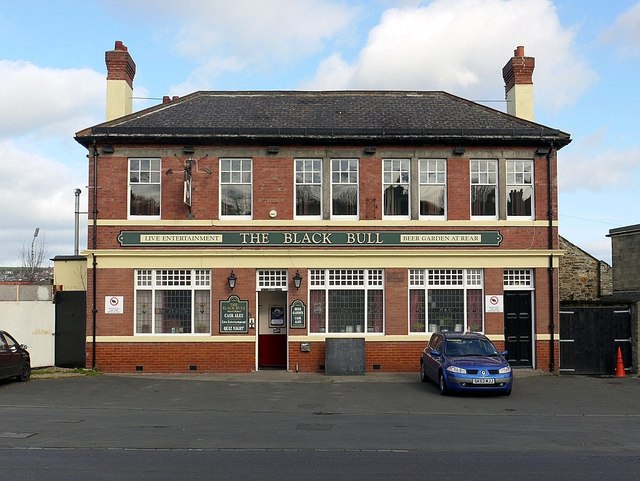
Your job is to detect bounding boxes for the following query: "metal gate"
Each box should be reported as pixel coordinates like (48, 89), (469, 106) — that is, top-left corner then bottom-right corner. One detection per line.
(54, 291), (87, 368)
(559, 306), (632, 375)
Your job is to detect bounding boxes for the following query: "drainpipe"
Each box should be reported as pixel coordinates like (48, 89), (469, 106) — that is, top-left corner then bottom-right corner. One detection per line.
(547, 143), (555, 372)
(74, 188), (81, 255)
(91, 142), (99, 369)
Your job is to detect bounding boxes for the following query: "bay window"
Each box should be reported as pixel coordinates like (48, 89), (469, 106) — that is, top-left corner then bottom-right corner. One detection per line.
(409, 269), (483, 333)
(135, 269), (211, 334)
(309, 269), (384, 334)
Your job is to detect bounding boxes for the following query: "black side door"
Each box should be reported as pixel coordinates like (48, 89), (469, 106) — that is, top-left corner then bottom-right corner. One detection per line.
(504, 291), (533, 367)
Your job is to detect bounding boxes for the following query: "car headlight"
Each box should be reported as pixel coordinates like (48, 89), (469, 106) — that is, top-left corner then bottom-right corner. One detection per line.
(446, 365), (467, 374)
(498, 365), (512, 374)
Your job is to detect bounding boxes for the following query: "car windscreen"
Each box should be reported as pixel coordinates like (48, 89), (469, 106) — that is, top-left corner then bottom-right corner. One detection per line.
(444, 338), (499, 357)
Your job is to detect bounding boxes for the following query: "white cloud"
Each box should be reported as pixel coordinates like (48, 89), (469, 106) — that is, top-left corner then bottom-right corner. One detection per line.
(558, 130), (640, 192)
(306, 0), (595, 112)
(122, 0), (361, 93)
(0, 61), (99, 265)
(0, 141), (87, 266)
(600, 2), (640, 58)
(0, 60), (104, 139)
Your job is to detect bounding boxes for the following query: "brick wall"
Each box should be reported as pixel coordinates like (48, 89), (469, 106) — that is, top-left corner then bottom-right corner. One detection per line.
(87, 342), (255, 373)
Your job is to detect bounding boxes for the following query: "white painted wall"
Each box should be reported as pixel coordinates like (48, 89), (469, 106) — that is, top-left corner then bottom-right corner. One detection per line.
(0, 300), (55, 368)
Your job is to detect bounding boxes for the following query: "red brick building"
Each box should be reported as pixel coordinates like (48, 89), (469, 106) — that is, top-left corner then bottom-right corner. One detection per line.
(74, 42), (570, 373)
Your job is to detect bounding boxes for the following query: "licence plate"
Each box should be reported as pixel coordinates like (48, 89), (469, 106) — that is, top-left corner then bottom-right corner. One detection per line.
(472, 378), (495, 384)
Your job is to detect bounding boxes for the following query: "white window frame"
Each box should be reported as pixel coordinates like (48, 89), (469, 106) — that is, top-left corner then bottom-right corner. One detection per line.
(309, 269), (384, 334)
(134, 269), (211, 335)
(219, 158), (252, 220)
(257, 270), (288, 290)
(294, 158), (323, 220)
(503, 269), (534, 290)
(382, 158), (410, 220)
(506, 159), (534, 220)
(330, 158), (359, 219)
(470, 159), (498, 219)
(409, 269), (484, 334)
(419, 158), (447, 219)
(128, 158), (161, 220)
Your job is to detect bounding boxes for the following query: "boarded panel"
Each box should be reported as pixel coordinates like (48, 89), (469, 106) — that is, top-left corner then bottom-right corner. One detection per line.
(325, 338), (365, 375)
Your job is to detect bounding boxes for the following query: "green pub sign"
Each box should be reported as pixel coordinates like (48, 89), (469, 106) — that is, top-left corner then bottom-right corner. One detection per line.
(219, 295), (248, 333)
(290, 300), (306, 329)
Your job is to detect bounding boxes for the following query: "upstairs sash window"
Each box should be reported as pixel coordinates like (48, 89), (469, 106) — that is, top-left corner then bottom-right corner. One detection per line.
(295, 159), (322, 218)
(470, 160), (497, 218)
(220, 158), (252, 218)
(129, 158), (161, 218)
(419, 159), (446, 218)
(383, 159), (410, 218)
(507, 160), (533, 218)
(331, 159), (358, 218)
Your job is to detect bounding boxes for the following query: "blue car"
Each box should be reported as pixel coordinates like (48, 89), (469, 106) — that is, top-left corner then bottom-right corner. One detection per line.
(420, 332), (512, 395)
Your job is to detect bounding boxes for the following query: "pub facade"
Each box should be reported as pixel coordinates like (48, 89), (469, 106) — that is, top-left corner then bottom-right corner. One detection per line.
(73, 42), (570, 373)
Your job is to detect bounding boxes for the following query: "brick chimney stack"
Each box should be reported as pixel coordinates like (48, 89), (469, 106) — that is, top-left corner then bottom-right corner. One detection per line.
(502, 45), (535, 121)
(105, 40), (136, 121)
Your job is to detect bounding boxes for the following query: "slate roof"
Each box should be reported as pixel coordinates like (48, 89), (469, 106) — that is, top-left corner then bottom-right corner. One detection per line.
(75, 90), (571, 148)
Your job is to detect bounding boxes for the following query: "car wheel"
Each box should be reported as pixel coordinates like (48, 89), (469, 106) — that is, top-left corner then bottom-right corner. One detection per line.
(420, 362), (428, 383)
(16, 363), (31, 382)
(438, 372), (449, 396)
(502, 389), (512, 396)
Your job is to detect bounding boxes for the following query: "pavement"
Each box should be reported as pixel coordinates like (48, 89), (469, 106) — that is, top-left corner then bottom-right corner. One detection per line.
(86, 367), (552, 383)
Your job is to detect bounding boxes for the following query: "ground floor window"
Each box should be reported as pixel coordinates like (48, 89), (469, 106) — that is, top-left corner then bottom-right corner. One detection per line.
(409, 269), (483, 333)
(309, 269), (384, 334)
(135, 269), (211, 334)
(503, 269), (534, 288)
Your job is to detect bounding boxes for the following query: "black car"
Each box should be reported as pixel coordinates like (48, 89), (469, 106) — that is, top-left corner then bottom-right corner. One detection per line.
(0, 330), (31, 382)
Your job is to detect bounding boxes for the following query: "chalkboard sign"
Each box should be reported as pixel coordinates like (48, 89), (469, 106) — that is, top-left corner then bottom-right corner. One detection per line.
(219, 295), (248, 333)
(290, 300), (306, 328)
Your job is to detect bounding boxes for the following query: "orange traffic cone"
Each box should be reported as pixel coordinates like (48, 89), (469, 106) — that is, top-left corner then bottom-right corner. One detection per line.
(615, 347), (626, 378)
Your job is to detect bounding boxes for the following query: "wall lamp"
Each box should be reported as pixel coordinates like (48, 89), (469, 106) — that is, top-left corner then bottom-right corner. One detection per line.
(363, 146), (377, 155)
(292, 270), (303, 289)
(101, 145), (114, 154)
(266, 146), (280, 155)
(453, 146), (465, 155)
(182, 146), (195, 155)
(227, 270), (237, 289)
(535, 146), (551, 156)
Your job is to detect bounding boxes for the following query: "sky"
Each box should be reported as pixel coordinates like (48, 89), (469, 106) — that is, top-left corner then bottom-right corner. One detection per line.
(1, 0), (639, 267)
